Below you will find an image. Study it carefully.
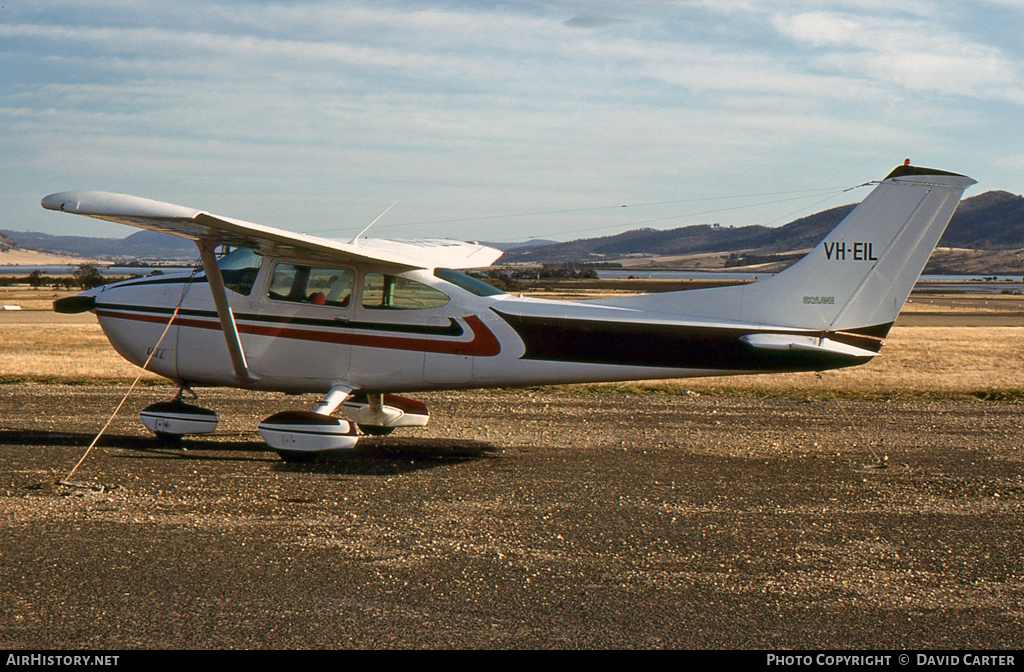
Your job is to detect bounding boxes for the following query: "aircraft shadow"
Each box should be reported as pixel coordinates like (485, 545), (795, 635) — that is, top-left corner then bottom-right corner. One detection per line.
(269, 437), (501, 475)
(0, 427), (499, 474)
(0, 427), (276, 463)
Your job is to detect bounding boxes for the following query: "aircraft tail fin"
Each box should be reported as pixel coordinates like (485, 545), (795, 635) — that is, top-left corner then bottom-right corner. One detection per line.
(588, 164), (976, 334)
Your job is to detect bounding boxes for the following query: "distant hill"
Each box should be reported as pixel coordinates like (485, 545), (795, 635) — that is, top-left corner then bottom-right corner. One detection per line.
(938, 190), (1024, 249)
(0, 227), (557, 260)
(483, 239), (557, 251)
(0, 229), (197, 260)
(500, 190), (1024, 266)
(4, 190), (1023, 271)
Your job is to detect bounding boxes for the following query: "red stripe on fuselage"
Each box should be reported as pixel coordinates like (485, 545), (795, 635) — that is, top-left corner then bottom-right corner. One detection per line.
(95, 309), (501, 357)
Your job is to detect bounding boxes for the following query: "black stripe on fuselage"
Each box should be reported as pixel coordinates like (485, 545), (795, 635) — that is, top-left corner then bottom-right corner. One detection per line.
(95, 302), (464, 337)
(492, 309), (885, 372)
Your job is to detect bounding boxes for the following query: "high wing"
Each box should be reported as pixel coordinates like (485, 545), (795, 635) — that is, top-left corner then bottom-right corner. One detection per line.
(40, 191), (503, 270)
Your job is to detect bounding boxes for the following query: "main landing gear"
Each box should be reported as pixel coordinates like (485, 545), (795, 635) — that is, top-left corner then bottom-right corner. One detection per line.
(140, 386), (430, 460)
(258, 387), (431, 461)
(258, 385), (358, 459)
(341, 393), (430, 436)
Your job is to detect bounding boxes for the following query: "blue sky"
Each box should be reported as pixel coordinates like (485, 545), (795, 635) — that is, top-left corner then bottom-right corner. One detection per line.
(3, 0), (1023, 243)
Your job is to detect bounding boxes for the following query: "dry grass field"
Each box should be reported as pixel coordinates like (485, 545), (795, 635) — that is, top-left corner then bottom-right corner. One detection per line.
(2, 286), (1023, 397)
(672, 325), (1024, 397)
(4, 284), (1024, 649)
(0, 249), (100, 267)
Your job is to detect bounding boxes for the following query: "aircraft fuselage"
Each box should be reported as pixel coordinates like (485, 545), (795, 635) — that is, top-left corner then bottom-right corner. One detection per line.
(84, 256), (875, 396)
(44, 165), (977, 453)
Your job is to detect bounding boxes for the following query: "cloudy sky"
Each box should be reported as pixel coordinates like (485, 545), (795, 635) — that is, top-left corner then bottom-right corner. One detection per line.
(3, 0), (1023, 244)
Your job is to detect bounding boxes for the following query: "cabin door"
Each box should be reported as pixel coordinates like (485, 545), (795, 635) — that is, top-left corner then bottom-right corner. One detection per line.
(245, 262), (354, 386)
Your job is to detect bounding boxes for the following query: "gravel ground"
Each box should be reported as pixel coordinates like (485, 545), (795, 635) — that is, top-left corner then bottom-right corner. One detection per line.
(2, 383), (1023, 649)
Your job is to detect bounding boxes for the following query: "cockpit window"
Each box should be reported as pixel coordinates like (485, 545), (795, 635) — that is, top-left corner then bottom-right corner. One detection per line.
(361, 273), (450, 310)
(433, 268), (506, 297)
(268, 264), (354, 307)
(217, 247), (262, 296)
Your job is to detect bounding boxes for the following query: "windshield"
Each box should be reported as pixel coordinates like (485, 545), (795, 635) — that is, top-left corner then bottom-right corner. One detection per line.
(216, 247), (263, 295)
(433, 268), (506, 297)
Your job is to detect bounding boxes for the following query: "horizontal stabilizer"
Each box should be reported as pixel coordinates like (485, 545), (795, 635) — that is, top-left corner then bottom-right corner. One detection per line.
(740, 333), (877, 359)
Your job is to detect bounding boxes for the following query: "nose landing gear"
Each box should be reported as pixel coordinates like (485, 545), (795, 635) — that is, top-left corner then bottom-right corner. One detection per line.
(139, 387), (218, 442)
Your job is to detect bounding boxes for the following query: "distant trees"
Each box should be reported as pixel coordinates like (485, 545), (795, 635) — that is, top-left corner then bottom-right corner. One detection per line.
(73, 264), (106, 289)
(8, 264), (125, 289)
(3, 264), (111, 289)
(26, 269), (45, 288)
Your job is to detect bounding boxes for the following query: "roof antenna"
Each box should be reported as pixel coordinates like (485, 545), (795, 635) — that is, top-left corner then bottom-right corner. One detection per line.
(350, 201), (397, 245)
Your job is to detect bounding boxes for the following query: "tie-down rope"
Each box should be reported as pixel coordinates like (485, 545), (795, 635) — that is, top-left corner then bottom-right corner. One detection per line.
(60, 263), (201, 486)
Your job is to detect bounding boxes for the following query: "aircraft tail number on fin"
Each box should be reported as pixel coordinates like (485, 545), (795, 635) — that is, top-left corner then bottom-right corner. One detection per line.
(585, 164), (976, 334)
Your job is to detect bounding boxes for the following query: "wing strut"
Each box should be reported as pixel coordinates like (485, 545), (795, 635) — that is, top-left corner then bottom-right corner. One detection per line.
(196, 240), (255, 385)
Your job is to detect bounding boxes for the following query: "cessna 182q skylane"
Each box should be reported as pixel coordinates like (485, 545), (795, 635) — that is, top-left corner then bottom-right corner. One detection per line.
(44, 164), (974, 459)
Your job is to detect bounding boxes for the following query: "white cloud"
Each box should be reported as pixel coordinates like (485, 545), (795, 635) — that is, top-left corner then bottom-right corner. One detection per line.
(3, 1), (1022, 240)
(993, 154), (1024, 170)
(773, 11), (1024, 102)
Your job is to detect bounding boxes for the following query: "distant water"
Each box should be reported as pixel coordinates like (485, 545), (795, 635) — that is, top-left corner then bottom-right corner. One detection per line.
(3, 265), (1021, 294)
(598, 270), (768, 281)
(596, 270), (1024, 294)
(918, 274), (1024, 283)
(0, 265), (192, 276)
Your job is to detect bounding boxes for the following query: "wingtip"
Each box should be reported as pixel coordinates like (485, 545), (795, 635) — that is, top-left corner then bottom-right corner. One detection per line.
(40, 191), (203, 219)
(41, 192), (76, 212)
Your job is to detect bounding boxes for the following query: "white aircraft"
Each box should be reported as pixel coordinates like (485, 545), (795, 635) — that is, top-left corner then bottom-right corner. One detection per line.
(43, 163), (974, 460)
